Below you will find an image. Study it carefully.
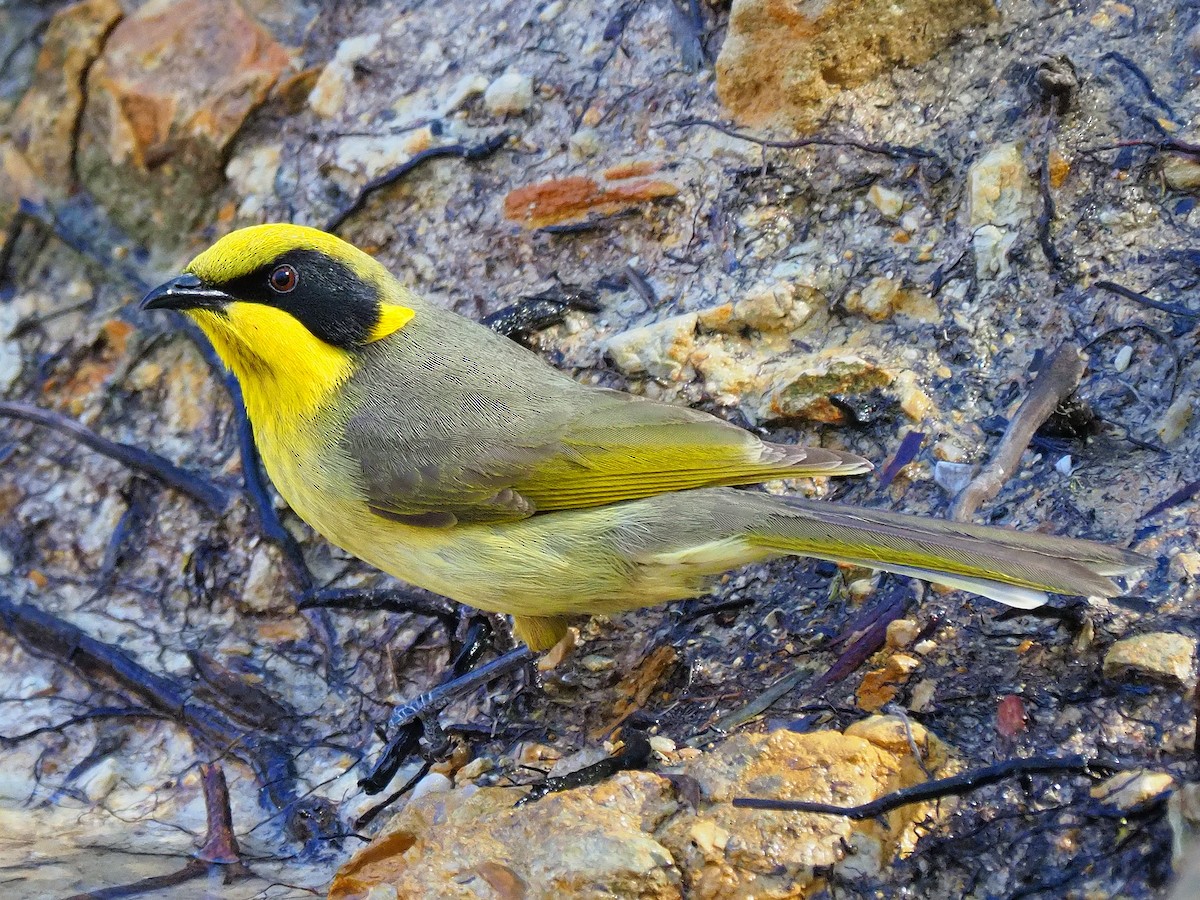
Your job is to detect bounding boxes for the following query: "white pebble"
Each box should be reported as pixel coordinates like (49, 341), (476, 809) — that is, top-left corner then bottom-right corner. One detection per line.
(1114, 345), (1133, 373)
(484, 71), (533, 116)
(933, 461), (974, 495)
(1056, 455), (1074, 476)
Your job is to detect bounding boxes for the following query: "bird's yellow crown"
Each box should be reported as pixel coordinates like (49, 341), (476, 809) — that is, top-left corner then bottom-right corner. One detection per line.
(186, 223), (385, 286)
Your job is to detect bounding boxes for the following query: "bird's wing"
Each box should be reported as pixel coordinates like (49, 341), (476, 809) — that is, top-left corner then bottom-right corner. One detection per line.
(342, 378), (870, 527)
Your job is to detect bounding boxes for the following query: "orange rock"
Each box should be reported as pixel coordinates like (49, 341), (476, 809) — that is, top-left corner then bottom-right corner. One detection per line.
(856, 652), (921, 711)
(9, 0), (123, 191)
(84, 0), (289, 169)
(716, 0), (995, 130)
(100, 320), (134, 355)
(0, 142), (45, 229)
(1048, 147), (1071, 189)
(603, 159), (662, 180)
(503, 175), (679, 228)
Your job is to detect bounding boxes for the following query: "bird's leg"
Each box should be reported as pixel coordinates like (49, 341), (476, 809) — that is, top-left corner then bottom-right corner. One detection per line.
(360, 619), (530, 795)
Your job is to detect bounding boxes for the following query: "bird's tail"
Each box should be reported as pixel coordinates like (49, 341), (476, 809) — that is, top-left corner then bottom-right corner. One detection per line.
(746, 495), (1149, 608)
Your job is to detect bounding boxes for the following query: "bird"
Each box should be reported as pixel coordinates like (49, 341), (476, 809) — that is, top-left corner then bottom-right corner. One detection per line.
(140, 224), (1148, 650)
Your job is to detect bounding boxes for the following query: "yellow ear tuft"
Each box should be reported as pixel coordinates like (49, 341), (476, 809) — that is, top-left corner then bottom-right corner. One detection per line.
(368, 303), (415, 342)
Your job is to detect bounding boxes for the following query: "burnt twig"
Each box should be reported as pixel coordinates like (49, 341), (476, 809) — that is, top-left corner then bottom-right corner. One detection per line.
(733, 754), (1119, 815)
(661, 118), (941, 162)
(0, 596), (335, 843)
(196, 763), (247, 865)
(326, 132), (510, 232)
(388, 646), (534, 731)
(515, 730), (651, 807)
(300, 586), (459, 634)
(952, 344), (1085, 522)
(0, 400), (231, 513)
(1094, 279), (1200, 321)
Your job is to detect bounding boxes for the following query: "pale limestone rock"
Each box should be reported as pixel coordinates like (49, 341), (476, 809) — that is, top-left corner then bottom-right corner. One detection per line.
(483, 71), (534, 116)
(1103, 632), (1197, 687)
(309, 34), (382, 118)
(1091, 769), (1176, 810)
(867, 184), (905, 219)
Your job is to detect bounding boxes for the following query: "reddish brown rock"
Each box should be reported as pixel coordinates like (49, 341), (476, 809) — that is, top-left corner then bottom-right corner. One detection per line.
(504, 174), (679, 229)
(716, 0), (995, 130)
(76, 0), (290, 240)
(8, 0), (123, 192)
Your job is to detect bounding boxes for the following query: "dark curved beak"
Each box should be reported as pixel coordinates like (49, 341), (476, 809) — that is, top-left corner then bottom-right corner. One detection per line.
(140, 274), (232, 312)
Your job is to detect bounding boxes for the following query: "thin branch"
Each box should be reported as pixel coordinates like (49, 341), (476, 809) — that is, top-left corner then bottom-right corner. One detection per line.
(0, 400), (231, 513)
(733, 755), (1119, 816)
(1093, 279), (1200, 321)
(326, 132), (510, 232)
(659, 117), (941, 162)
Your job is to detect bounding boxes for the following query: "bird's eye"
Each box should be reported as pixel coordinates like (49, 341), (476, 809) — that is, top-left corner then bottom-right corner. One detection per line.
(269, 264), (298, 294)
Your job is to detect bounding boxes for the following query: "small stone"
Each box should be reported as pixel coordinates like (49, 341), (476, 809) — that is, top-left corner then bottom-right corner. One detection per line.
(886, 619), (920, 650)
(1164, 153), (1200, 192)
(1157, 393), (1194, 445)
(648, 736), (677, 757)
(1055, 454), (1074, 476)
(409, 772), (453, 802)
(688, 818), (729, 856)
(996, 694), (1027, 738)
(934, 461), (974, 495)
(697, 280), (821, 334)
(1091, 770), (1175, 810)
(0, 545), (13, 576)
(579, 654), (617, 672)
(1170, 551), (1200, 581)
(569, 127), (602, 159)
(1104, 632), (1197, 687)
(897, 374), (933, 422)
(846, 275), (902, 321)
(867, 185), (905, 219)
(1047, 147), (1071, 188)
(847, 577), (876, 602)
(240, 545), (288, 614)
(536, 627), (577, 671)
(1114, 344), (1134, 373)
(225, 143), (282, 218)
(972, 223), (1018, 280)
(908, 678), (937, 712)
(455, 757), (494, 784)
(857, 653), (921, 711)
(309, 34), (382, 118)
(483, 71), (533, 116)
(968, 144), (1035, 228)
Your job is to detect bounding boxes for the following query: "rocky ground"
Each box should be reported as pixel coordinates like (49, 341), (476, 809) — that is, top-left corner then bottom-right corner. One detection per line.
(2, 0), (1200, 897)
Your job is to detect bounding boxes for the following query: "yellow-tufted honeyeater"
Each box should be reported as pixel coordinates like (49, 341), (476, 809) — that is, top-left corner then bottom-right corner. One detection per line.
(141, 225), (1148, 650)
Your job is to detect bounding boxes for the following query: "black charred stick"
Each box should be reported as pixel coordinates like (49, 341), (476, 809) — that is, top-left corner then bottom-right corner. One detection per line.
(326, 132), (510, 232)
(515, 730), (652, 807)
(733, 754), (1120, 816)
(0, 400), (231, 513)
(0, 597), (331, 842)
(662, 117), (941, 162)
